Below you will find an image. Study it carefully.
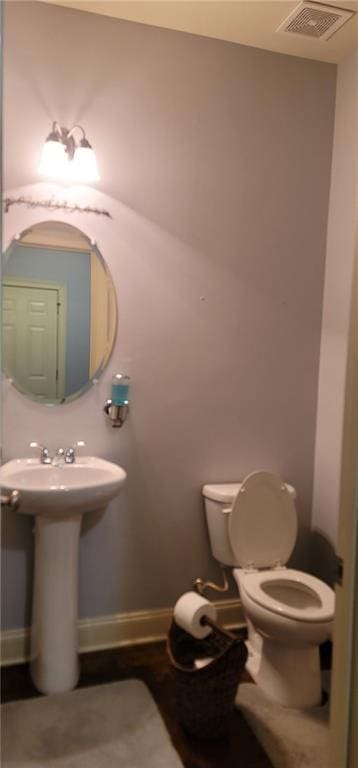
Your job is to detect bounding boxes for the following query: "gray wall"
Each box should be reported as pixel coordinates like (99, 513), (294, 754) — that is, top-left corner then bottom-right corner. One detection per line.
(312, 49), (358, 583)
(2, 1), (336, 629)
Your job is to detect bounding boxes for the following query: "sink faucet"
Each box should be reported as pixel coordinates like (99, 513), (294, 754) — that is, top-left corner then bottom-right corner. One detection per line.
(65, 447), (75, 464)
(30, 441), (85, 466)
(29, 442), (52, 465)
(52, 448), (66, 466)
(54, 441), (86, 465)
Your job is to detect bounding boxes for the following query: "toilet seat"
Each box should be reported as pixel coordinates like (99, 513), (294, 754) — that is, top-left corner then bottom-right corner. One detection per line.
(228, 471), (297, 568)
(240, 568), (335, 623)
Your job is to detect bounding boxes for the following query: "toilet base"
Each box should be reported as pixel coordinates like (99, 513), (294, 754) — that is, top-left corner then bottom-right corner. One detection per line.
(246, 636), (323, 708)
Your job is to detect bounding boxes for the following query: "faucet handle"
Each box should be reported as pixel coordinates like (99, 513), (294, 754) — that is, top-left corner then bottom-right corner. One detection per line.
(65, 440), (86, 463)
(29, 442), (52, 464)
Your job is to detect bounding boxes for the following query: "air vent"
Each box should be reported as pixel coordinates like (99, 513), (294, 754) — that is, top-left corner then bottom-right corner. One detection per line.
(277, 1), (354, 40)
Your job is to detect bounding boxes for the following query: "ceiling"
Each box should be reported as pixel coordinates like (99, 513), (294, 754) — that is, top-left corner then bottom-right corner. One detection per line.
(41, 0), (358, 63)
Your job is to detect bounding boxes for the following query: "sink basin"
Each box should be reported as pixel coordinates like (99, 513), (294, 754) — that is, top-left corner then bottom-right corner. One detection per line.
(0, 456), (126, 516)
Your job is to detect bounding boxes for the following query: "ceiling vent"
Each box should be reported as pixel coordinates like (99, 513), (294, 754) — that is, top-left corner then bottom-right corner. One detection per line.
(277, 1), (354, 40)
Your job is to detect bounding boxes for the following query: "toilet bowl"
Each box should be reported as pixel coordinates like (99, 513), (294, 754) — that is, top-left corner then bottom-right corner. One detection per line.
(202, 470), (335, 708)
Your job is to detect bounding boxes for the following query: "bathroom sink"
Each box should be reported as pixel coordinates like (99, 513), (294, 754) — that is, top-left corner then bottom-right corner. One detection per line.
(0, 456), (127, 516)
(0, 454), (127, 696)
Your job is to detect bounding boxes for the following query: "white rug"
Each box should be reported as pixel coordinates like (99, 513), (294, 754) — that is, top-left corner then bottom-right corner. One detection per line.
(1, 679), (183, 768)
(236, 683), (329, 768)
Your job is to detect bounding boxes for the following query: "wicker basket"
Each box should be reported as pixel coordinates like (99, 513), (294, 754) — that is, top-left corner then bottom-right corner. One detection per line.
(167, 620), (248, 739)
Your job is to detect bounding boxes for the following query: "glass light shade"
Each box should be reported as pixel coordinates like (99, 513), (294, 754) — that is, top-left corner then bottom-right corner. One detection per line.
(70, 145), (100, 183)
(38, 140), (68, 179)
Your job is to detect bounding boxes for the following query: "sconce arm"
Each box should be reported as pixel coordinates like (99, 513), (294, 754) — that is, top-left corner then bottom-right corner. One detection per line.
(67, 124), (86, 142)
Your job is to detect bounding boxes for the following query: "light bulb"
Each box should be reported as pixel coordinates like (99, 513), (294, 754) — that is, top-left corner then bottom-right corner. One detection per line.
(38, 139), (68, 179)
(70, 143), (100, 183)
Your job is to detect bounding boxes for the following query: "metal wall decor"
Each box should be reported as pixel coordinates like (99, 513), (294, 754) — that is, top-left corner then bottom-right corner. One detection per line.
(3, 196), (111, 218)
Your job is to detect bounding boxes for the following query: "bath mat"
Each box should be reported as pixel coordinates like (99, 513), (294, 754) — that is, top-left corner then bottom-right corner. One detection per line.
(236, 683), (329, 768)
(1, 679), (183, 767)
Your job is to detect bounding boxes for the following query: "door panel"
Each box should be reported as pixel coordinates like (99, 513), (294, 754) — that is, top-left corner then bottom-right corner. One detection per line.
(329, 233), (358, 768)
(2, 284), (59, 400)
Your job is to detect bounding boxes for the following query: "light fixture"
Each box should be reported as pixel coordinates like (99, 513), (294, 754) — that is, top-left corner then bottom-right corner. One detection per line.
(38, 122), (100, 183)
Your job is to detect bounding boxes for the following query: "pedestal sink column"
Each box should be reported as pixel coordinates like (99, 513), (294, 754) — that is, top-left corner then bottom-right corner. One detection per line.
(0, 456), (126, 693)
(30, 513), (82, 694)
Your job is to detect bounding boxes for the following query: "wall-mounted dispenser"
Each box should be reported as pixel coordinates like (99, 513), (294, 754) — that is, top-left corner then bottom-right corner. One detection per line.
(103, 374), (130, 428)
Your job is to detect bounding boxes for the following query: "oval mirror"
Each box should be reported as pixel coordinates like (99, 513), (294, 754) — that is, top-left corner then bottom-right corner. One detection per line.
(2, 221), (117, 404)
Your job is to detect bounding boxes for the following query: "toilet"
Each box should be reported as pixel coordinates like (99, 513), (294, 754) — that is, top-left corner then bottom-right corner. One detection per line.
(202, 470), (335, 708)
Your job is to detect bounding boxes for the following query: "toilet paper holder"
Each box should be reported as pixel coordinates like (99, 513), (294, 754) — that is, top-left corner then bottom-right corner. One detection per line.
(193, 568), (229, 597)
(200, 613), (235, 641)
(192, 569), (234, 640)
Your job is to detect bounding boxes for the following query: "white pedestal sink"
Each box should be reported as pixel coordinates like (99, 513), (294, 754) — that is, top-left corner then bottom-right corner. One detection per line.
(0, 456), (126, 694)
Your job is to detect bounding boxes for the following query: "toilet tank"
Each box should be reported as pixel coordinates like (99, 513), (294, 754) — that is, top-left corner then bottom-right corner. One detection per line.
(202, 480), (296, 567)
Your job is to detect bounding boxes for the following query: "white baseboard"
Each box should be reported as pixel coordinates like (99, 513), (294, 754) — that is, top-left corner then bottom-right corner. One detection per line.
(1, 598), (245, 667)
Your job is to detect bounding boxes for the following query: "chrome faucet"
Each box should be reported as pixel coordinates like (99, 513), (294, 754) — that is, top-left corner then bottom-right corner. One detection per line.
(65, 447), (75, 464)
(65, 441), (85, 464)
(30, 441), (85, 466)
(55, 441), (86, 465)
(52, 447), (66, 466)
(29, 442), (52, 465)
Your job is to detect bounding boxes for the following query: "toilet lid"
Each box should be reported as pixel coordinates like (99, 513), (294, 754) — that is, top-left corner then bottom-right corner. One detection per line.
(228, 471), (297, 568)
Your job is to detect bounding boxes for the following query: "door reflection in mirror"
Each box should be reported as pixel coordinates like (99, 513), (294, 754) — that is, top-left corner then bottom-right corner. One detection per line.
(2, 222), (117, 404)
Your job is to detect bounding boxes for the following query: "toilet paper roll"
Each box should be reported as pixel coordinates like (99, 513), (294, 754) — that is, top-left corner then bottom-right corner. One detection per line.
(173, 591), (218, 639)
(194, 657), (214, 669)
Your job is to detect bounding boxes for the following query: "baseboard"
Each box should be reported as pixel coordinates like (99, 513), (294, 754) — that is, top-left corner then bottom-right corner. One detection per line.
(1, 598), (245, 667)
(1, 628), (32, 668)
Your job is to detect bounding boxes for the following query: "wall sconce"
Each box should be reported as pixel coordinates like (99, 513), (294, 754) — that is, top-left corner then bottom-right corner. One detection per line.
(103, 374), (130, 428)
(38, 121), (100, 183)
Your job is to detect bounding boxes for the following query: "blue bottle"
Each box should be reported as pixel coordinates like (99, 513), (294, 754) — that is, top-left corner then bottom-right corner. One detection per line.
(111, 374), (130, 406)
